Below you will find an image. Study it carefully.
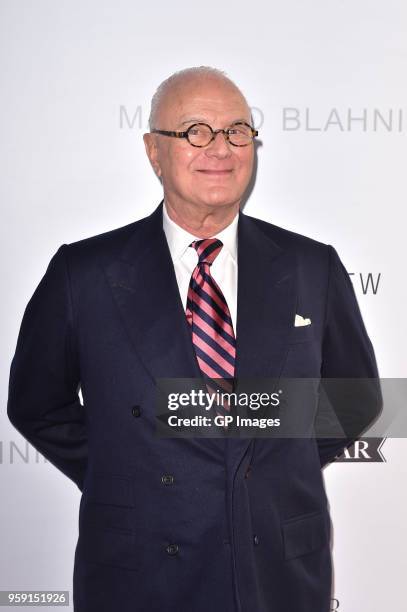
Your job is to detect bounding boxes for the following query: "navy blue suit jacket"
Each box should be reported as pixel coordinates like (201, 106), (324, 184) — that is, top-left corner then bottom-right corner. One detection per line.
(7, 201), (381, 612)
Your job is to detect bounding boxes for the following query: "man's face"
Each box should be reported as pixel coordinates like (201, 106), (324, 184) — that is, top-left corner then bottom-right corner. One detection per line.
(144, 77), (255, 213)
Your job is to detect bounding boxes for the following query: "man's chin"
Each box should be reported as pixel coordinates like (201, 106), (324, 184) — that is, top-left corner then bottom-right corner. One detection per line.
(196, 189), (242, 209)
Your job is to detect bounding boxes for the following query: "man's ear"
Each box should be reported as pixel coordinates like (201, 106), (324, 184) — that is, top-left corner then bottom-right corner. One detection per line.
(143, 133), (162, 177)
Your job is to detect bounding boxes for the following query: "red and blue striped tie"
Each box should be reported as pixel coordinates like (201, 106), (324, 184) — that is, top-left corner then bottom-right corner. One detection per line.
(186, 238), (236, 421)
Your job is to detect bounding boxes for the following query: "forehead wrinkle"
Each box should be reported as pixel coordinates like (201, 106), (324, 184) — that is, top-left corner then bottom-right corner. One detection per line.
(175, 99), (251, 123)
(178, 117), (251, 128)
(177, 93), (249, 111)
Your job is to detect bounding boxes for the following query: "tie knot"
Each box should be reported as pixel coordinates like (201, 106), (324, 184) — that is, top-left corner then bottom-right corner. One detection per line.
(190, 238), (223, 266)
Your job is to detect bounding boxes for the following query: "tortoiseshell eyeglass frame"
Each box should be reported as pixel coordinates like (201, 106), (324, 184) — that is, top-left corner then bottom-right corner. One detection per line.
(151, 121), (259, 147)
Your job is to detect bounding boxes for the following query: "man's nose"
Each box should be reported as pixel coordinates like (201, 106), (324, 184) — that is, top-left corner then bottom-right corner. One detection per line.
(205, 131), (232, 158)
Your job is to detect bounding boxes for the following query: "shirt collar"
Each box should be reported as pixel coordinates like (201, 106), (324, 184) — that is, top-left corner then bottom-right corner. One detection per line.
(162, 199), (238, 262)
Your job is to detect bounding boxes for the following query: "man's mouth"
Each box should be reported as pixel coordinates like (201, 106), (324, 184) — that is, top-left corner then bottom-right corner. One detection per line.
(196, 169), (233, 175)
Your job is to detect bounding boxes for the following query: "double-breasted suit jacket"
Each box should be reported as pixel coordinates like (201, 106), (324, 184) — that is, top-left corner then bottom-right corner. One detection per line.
(7, 200), (381, 612)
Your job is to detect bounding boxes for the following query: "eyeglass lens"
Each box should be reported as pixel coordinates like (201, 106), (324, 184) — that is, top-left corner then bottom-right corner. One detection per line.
(187, 123), (254, 146)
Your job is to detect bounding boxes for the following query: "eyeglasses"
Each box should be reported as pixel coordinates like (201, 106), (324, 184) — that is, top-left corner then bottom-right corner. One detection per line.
(151, 122), (258, 147)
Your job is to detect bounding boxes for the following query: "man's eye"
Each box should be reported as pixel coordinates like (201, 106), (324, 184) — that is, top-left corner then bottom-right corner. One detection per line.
(228, 127), (246, 135)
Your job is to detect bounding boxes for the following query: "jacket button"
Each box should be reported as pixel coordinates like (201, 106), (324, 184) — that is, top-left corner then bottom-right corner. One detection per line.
(166, 543), (179, 555)
(244, 465), (252, 479)
(132, 405), (141, 417)
(253, 534), (259, 546)
(161, 474), (174, 485)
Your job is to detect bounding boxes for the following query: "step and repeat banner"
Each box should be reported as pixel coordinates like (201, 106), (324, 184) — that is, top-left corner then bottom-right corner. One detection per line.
(1, 1), (405, 611)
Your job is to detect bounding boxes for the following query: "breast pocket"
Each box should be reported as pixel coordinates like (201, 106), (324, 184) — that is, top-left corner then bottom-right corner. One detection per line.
(282, 325), (321, 377)
(282, 510), (330, 561)
(288, 324), (314, 344)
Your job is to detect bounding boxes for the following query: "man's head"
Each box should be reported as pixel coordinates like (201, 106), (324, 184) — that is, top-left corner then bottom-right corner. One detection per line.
(143, 66), (256, 219)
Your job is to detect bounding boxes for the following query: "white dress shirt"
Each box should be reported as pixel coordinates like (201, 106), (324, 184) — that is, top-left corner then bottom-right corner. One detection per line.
(162, 201), (238, 337)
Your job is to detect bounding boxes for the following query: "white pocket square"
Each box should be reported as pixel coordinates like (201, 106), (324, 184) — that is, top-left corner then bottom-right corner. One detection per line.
(294, 314), (312, 327)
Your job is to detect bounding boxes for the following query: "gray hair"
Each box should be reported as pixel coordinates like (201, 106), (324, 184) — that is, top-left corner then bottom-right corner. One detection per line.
(148, 65), (249, 130)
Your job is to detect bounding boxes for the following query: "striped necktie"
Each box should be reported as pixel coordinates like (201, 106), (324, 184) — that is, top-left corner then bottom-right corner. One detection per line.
(186, 238), (236, 422)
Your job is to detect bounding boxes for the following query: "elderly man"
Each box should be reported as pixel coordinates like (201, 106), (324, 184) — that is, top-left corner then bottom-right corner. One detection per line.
(7, 66), (380, 612)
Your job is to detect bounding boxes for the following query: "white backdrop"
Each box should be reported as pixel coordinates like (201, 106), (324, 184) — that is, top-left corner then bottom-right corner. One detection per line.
(1, 1), (406, 610)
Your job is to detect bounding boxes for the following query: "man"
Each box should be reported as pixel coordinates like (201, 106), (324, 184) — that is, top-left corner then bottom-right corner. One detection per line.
(7, 66), (381, 612)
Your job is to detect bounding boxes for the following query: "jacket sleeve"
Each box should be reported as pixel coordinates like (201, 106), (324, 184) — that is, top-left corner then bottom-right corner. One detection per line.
(7, 244), (87, 491)
(315, 245), (383, 468)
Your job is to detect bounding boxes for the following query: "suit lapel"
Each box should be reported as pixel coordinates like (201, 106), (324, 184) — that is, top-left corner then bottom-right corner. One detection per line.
(227, 210), (298, 468)
(104, 201), (203, 384)
(103, 202), (224, 452)
(235, 211), (297, 379)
